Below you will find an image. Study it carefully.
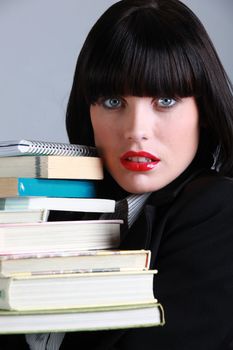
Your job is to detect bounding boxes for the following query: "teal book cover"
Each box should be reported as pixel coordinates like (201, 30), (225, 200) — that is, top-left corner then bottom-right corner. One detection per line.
(17, 178), (96, 197)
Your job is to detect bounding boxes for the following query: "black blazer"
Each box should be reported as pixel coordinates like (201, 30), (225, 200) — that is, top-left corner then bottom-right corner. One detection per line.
(1, 168), (233, 349)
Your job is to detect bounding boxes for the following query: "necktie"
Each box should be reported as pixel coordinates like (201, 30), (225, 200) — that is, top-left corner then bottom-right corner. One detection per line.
(25, 333), (65, 350)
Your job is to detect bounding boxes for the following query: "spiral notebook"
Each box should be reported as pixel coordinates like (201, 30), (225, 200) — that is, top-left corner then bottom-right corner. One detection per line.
(0, 140), (97, 157)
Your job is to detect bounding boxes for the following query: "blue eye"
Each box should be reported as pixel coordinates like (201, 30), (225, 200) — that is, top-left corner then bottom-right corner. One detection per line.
(157, 98), (176, 108)
(102, 98), (122, 109)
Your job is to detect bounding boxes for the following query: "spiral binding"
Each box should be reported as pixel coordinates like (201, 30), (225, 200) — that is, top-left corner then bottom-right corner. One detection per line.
(25, 140), (97, 157)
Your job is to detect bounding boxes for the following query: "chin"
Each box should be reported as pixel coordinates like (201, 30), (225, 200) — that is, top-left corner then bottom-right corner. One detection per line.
(112, 171), (170, 194)
(119, 181), (156, 194)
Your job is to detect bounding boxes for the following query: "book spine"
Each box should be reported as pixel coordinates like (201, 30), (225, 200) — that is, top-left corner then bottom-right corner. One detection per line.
(0, 278), (11, 309)
(0, 199), (6, 210)
(17, 178), (96, 198)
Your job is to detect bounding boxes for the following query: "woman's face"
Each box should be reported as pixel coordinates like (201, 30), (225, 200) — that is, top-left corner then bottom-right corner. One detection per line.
(90, 96), (199, 194)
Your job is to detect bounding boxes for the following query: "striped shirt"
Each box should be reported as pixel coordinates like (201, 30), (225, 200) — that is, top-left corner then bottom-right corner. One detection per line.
(25, 192), (151, 350)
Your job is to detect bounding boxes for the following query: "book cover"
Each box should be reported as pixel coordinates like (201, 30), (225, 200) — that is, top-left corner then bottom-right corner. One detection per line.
(0, 270), (157, 311)
(0, 156), (103, 180)
(0, 177), (97, 198)
(0, 197), (115, 212)
(0, 250), (151, 276)
(0, 302), (165, 334)
(0, 140), (97, 157)
(0, 219), (122, 254)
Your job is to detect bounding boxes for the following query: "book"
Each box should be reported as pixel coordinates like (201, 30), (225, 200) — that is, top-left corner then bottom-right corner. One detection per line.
(0, 197), (115, 212)
(0, 209), (49, 224)
(0, 139), (97, 157)
(0, 302), (165, 334)
(0, 177), (97, 198)
(0, 155), (103, 180)
(0, 250), (151, 276)
(0, 219), (122, 254)
(0, 270), (157, 310)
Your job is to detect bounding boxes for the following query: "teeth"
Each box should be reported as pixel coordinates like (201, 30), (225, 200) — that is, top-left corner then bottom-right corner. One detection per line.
(127, 157), (153, 163)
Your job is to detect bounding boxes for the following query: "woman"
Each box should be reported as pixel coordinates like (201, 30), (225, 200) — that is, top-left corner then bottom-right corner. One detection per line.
(2, 0), (233, 349)
(64, 0), (233, 349)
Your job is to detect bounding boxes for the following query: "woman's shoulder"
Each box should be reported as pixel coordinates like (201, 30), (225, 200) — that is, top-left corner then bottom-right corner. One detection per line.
(181, 170), (233, 205)
(168, 170), (233, 224)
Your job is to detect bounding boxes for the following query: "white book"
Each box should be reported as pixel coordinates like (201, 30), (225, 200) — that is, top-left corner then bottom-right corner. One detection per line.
(0, 270), (157, 311)
(0, 197), (115, 212)
(0, 219), (122, 254)
(0, 250), (151, 277)
(0, 302), (165, 333)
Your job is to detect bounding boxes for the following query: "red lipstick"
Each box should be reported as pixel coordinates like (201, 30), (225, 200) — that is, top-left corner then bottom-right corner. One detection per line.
(120, 151), (160, 172)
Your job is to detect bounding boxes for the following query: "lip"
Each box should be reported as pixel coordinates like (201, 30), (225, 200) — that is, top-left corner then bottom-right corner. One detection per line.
(120, 151), (160, 172)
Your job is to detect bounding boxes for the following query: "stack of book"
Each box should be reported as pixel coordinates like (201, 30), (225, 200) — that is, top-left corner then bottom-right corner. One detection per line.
(0, 139), (164, 334)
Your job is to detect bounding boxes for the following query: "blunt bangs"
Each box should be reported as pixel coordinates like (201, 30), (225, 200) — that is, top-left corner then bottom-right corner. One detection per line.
(81, 8), (203, 104)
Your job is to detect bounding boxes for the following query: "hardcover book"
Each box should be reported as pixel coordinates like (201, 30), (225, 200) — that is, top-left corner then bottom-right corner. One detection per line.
(0, 197), (115, 213)
(0, 302), (165, 334)
(0, 156), (103, 180)
(0, 219), (122, 254)
(0, 177), (97, 198)
(0, 250), (151, 276)
(0, 270), (157, 311)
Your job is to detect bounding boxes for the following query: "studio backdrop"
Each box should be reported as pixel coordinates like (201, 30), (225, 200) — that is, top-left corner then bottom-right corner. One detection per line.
(0, 0), (232, 142)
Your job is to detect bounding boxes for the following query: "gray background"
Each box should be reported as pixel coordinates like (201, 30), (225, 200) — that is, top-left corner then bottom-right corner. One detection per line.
(0, 0), (232, 143)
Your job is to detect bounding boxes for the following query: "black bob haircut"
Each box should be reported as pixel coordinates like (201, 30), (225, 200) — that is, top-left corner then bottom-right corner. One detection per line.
(66, 0), (233, 176)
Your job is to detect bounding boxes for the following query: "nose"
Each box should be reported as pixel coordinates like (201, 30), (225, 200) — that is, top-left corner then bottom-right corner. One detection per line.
(123, 101), (153, 142)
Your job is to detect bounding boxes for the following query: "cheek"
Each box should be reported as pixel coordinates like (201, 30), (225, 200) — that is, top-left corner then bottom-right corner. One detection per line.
(174, 98), (199, 145)
(90, 112), (104, 147)
(91, 121), (114, 151)
(90, 107), (116, 149)
(172, 112), (199, 148)
(161, 126), (198, 151)
(184, 119), (199, 149)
